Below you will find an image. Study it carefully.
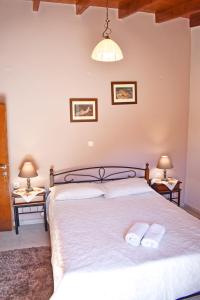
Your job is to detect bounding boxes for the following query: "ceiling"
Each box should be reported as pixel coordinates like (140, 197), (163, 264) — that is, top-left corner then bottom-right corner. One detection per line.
(32, 0), (200, 27)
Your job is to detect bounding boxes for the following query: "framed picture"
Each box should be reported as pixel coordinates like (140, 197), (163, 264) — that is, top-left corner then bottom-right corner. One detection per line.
(70, 98), (98, 122)
(111, 81), (137, 105)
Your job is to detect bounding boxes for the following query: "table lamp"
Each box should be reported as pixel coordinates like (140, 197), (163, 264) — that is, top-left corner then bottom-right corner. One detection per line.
(18, 161), (38, 192)
(157, 155), (173, 181)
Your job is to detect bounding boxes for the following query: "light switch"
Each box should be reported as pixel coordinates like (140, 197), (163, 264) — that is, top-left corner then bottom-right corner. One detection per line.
(88, 141), (94, 147)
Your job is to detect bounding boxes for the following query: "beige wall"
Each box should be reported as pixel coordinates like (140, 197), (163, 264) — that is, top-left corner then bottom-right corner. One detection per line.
(185, 27), (200, 211)
(0, 0), (190, 204)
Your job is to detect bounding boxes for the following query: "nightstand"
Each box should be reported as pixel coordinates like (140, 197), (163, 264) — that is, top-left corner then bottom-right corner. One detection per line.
(151, 180), (182, 206)
(12, 187), (48, 234)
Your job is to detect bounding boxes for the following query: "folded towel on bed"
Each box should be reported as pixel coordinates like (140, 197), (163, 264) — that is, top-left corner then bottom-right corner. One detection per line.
(125, 222), (149, 246)
(141, 223), (165, 249)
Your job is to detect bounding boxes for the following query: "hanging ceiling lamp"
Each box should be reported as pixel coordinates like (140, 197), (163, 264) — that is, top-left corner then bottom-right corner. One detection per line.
(91, 0), (123, 62)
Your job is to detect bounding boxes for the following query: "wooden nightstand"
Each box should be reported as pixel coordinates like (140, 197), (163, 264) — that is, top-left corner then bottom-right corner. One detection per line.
(151, 180), (182, 206)
(12, 188), (48, 234)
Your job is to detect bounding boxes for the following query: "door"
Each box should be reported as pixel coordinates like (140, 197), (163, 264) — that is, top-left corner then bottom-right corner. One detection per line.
(0, 102), (12, 231)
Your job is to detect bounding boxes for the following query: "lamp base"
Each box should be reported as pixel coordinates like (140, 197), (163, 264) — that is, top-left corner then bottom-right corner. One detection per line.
(26, 178), (33, 193)
(26, 187), (33, 193)
(162, 169), (168, 181)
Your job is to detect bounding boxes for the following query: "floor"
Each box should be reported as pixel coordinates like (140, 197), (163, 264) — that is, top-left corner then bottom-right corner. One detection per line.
(184, 206), (200, 220)
(0, 223), (50, 251)
(0, 220), (200, 300)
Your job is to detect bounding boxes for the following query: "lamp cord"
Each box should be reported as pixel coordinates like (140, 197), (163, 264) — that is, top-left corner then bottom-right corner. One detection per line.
(102, 0), (112, 38)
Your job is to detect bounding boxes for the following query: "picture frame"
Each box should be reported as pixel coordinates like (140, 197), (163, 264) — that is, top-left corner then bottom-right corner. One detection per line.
(111, 81), (137, 105)
(70, 98), (98, 122)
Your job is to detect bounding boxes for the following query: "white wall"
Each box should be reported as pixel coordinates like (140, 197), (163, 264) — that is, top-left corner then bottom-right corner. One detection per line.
(185, 27), (200, 211)
(0, 0), (190, 204)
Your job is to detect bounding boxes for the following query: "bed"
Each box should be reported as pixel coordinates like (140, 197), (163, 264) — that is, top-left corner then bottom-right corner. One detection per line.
(48, 164), (200, 300)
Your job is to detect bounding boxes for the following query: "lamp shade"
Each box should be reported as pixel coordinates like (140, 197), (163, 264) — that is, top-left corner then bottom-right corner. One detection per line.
(91, 38), (123, 62)
(18, 161), (38, 178)
(157, 155), (173, 170)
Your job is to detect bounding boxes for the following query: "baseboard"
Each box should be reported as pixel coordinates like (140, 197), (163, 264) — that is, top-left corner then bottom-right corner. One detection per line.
(184, 204), (200, 219)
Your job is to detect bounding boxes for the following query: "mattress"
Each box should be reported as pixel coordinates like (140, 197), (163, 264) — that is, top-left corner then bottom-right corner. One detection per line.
(48, 189), (200, 300)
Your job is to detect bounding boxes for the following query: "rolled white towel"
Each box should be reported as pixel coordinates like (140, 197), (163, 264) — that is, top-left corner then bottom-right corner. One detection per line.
(125, 222), (149, 246)
(141, 223), (165, 249)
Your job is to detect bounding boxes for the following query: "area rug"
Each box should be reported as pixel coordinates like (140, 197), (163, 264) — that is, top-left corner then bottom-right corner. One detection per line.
(0, 246), (53, 300)
(0, 247), (199, 300)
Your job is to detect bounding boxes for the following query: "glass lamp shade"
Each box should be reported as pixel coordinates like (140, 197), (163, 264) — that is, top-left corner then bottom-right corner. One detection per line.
(91, 37), (123, 62)
(157, 155), (173, 170)
(18, 161), (38, 178)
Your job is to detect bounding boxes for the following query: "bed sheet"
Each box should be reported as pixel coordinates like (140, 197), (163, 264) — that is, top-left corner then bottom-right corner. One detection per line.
(49, 189), (200, 300)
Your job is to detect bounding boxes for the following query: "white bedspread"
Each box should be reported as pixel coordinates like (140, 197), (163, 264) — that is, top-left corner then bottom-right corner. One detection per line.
(49, 190), (200, 300)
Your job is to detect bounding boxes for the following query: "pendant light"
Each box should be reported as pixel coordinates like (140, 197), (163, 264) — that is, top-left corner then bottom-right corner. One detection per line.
(91, 0), (123, 62)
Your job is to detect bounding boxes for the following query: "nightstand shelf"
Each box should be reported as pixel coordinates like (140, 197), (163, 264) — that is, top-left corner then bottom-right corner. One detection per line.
(151, 180), (182, 207)
(12, 188), (48, 234)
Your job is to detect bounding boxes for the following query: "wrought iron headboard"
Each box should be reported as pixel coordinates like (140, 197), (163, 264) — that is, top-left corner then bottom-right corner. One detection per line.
(50, 163), (149, 187)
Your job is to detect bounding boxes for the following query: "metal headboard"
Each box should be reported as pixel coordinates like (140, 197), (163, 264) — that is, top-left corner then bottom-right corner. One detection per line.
(50, 163), (149, 187)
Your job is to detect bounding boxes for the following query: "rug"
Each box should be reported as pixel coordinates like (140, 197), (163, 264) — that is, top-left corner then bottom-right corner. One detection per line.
(0, 246), (199, 300)
(0, 246), (53, 300)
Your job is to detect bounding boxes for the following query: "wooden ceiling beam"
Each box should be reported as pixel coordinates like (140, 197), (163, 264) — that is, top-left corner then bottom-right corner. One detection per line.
(156, 0), (200, 23)
(118, 0), (159, 19)
(33, 0), (40, 11)
(190, 12), (200, 27)
(76, 0), (91, 15)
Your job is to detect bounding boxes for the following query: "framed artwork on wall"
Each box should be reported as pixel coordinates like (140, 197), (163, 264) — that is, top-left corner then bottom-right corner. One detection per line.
(111, 81), (137, 105)
(70, 98), (98, 122)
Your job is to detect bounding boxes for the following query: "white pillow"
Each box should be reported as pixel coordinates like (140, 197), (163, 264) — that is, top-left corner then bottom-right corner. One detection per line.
(50, 182), (104, 200)
(102, 177), (152, 198)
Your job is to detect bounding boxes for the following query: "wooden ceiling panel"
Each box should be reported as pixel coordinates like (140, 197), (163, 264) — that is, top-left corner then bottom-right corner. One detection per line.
(190, 11), (200, 27)
(31, 0), (200, 27)
(38, 0), (75, 5)
(76, 0), (91, 14)
(156, 0), (200, 23)
(33, 0), (41, 11)
(37, 0), (118, 8)
(142, 0), (186, 13)
(118, 0), (161, 19)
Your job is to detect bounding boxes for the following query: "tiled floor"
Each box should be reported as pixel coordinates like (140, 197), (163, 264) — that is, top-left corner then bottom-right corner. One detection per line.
(0, 224), (50, 251)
